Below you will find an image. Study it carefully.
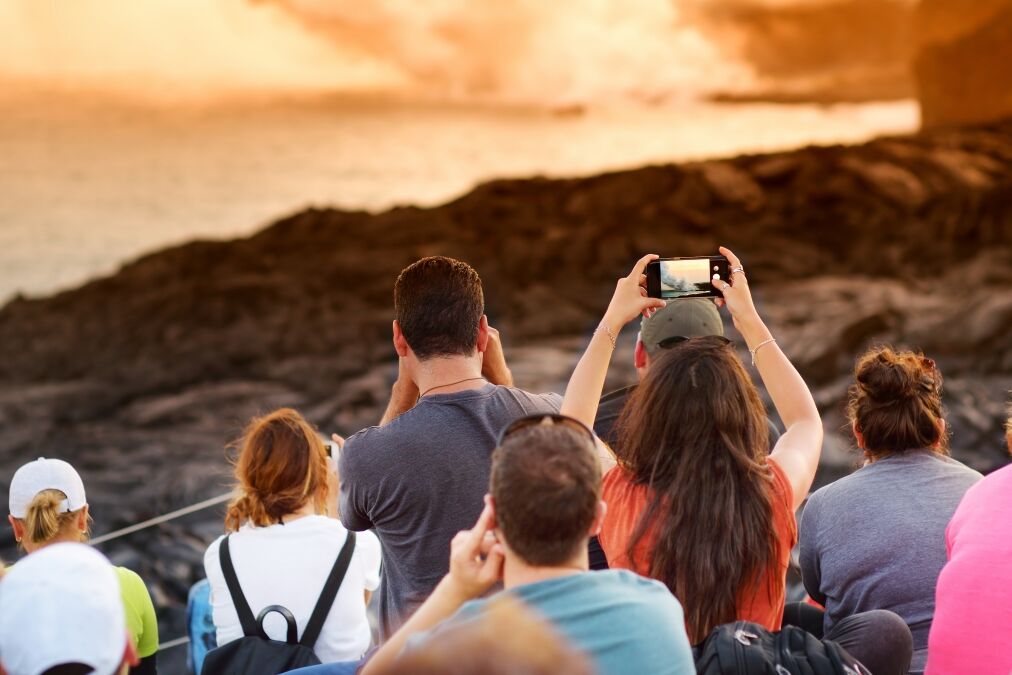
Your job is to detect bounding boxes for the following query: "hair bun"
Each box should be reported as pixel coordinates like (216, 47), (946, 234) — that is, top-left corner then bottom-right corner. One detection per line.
(856, 350), (921, 401)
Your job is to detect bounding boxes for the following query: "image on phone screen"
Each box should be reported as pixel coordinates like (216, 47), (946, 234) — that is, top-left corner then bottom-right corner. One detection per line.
(659, 259), (713, 299)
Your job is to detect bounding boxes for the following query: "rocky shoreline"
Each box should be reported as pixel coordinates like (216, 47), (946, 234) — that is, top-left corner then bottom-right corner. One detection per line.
(1, 119), (1010, 656)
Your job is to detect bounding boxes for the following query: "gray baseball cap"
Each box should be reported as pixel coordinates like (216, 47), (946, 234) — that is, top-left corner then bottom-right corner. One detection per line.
(639, 298), (724, 354)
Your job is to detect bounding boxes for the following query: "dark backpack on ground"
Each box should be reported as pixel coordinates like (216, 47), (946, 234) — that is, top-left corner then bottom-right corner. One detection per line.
(200, 531), (357, 675)
(693, 621), (871, 675)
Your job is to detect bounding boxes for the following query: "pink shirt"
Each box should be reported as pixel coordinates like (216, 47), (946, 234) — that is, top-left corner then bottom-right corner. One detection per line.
(926, 462), (1012, 675)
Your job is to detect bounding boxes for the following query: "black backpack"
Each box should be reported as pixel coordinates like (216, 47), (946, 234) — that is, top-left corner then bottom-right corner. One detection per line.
(201, 531), (357, 675)
(693, 621), (872, 675)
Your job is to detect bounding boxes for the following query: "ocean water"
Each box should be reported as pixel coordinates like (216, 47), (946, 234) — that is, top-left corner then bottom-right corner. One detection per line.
(0, 91), (918, 304)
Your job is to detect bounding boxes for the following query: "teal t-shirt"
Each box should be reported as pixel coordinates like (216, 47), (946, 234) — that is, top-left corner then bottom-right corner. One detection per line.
(452, 570), (695, 675)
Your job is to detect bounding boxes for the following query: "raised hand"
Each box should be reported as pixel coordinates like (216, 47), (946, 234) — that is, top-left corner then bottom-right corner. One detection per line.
(711, 246), (760, 334)
(444, 501), (505, 601)
(481, 325), (514, 386)
(602, 254), (667, 332)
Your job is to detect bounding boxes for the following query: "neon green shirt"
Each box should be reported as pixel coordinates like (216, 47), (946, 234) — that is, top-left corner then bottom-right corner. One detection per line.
(115, 566), (160, 658)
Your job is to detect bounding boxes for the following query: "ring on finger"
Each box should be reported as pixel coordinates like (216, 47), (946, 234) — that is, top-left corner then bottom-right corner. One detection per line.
(730, 266), (745, 276)
(721, 282), (731, 291)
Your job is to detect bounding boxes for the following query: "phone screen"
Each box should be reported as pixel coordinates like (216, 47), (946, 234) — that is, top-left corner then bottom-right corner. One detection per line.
(657, 258), (716, 299)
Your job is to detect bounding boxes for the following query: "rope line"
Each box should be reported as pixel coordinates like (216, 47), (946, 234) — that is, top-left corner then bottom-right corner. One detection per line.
(90, 492), (232, 546)
(86, 495), (234, 655)
(158, 636), (190, 652)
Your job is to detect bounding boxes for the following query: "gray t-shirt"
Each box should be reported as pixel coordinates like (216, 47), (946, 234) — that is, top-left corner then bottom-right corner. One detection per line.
(799, 450), (981, 673)
(339, 383), (562, 640)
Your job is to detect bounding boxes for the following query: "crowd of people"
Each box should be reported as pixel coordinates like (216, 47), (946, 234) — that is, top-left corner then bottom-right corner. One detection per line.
(1, 249), (1010, 675)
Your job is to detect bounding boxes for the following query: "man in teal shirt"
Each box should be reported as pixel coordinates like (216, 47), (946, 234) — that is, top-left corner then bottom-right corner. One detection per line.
(355, 417), (696, 675)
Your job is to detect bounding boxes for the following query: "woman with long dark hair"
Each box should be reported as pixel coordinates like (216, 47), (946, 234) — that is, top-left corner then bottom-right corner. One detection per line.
(560, 248), (913, 675)
(562, 247), (822, 640)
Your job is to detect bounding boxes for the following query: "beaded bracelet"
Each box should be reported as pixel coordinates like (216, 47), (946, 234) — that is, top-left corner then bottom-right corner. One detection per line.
(595, 323), (618, 349)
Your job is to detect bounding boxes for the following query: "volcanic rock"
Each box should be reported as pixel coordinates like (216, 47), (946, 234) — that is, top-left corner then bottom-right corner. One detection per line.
(0, 119), (1010, 663)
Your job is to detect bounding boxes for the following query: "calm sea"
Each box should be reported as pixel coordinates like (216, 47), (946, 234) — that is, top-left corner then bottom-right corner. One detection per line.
(0, 91), (918, 304)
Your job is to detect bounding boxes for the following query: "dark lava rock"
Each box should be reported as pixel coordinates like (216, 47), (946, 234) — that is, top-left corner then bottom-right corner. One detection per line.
(1, 120), (1010, 661)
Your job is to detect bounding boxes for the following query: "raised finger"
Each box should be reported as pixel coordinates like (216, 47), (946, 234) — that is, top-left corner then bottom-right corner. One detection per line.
(331, 433), (346, 449)
(718, 246), (742, 269)
(463, 503), (495, 552)
(628, 254), (659, 279)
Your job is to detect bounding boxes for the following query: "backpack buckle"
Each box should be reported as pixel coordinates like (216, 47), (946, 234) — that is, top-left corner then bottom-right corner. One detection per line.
(734, 629), (759, 646)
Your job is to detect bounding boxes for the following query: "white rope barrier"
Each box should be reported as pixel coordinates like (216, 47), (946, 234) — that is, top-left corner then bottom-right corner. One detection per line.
(90, 492), (232, 546)
(158, 636), (191, 652)
(84, 494), (234, 656)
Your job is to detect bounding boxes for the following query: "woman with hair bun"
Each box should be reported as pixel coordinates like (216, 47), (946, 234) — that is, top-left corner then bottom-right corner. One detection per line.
(799, 347), (981, 675)
(204, 408), (381, 664)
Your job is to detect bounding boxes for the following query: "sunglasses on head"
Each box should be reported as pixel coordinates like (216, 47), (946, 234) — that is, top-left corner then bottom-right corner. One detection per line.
(656, 335), (732, 350)
(497, 413), (596, 447)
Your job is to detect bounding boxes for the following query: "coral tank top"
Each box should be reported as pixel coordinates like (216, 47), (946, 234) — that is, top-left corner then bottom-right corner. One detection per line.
(599, 458), (797, 638)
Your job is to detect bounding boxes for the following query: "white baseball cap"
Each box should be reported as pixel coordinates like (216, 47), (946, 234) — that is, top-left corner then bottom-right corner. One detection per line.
(8, 458), (88, 519)
(0, 543), (128, 675)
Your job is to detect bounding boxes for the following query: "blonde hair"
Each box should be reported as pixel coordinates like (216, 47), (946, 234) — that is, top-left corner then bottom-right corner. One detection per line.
(19, 489), (89, 546)
(225, 408), (331, 531)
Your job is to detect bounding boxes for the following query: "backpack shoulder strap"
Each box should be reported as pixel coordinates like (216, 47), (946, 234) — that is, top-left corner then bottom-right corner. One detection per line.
(217, 534), (259, 638)
(300, 531), (357, 648)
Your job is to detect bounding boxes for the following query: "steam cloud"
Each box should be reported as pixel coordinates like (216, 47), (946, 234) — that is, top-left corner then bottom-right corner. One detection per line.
(0, 0), (917, 105)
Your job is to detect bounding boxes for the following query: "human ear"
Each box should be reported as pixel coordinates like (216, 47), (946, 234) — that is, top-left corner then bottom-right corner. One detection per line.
(392, 320), (410, 358)
(852, 423), (866, 450)
(484, 493), (498, 531)
(634, 338), (648, 370)
(77, 506), (89, 535)
(589, 501), (608, 537)
(476, 315), (490, 353)
(119, 636), (139, 673)
(8, 515), (24, 543)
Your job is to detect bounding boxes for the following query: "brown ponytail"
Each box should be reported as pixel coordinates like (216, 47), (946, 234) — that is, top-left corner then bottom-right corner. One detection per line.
(225, 408), (331, 531)
(848, 346), (946, 459)
(22, 489), (88, 546)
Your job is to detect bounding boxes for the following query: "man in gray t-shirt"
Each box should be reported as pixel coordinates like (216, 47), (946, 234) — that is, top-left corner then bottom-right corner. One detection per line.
(799, 450), (981, 674)
(338, 256), (561, 640)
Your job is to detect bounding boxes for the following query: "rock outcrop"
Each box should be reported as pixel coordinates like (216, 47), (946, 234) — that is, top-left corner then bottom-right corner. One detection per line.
(1, 119), (1010, 648)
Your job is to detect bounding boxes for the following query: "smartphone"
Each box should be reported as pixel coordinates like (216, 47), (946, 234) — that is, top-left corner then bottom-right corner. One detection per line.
(646, 256), (729, 300)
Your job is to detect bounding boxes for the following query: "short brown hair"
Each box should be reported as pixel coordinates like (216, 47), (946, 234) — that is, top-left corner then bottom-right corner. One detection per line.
(225, 408), (330, 530)
(394, 256), (484, 360)
(490, 423), (601, 566)
(847, 346), (947, 458)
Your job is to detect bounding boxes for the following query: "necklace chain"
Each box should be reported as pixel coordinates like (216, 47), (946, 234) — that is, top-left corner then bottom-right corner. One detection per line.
(418, 376), (487, 399)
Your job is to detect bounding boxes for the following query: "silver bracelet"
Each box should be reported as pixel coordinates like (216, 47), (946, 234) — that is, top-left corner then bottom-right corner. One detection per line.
(749, 337), (777, 366)
(595, 323), (618, 349)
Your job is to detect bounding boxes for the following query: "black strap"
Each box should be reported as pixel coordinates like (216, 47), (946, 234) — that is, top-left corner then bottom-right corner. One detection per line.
(300, 531), (357, 648)
(218, 535), (259, 638)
